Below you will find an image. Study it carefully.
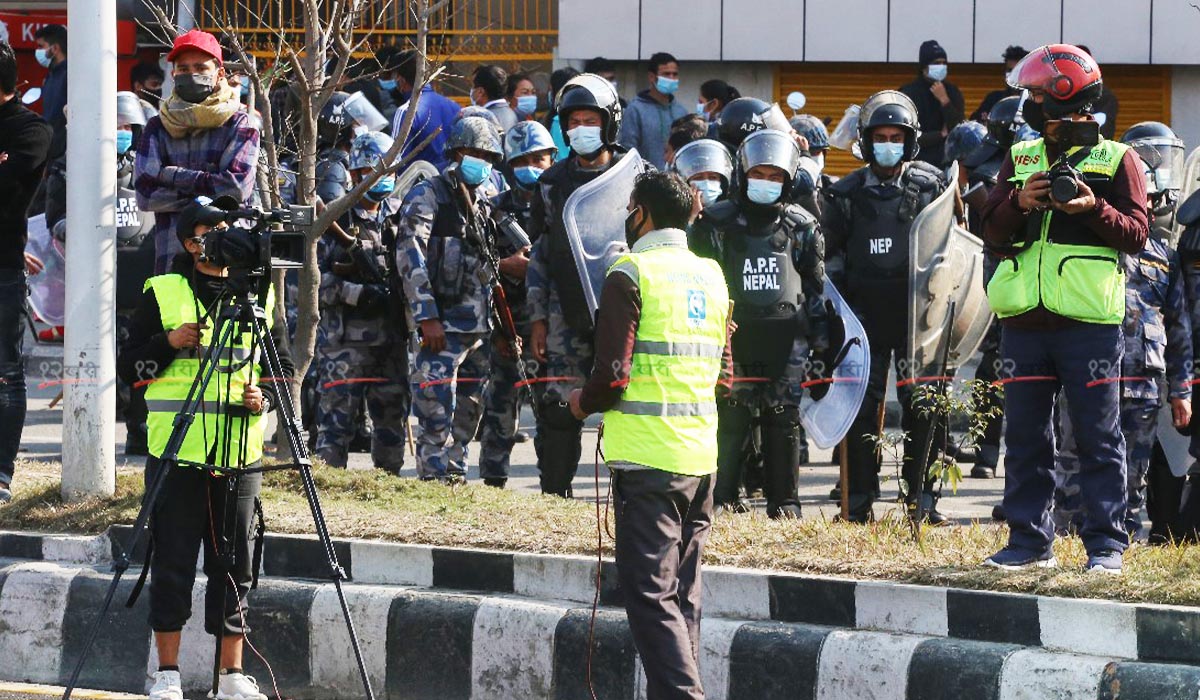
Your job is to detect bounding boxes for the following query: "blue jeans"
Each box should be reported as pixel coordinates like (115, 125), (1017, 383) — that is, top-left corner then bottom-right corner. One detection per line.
(0, 269), (26, 486)
(1000, 324), (1129, 555)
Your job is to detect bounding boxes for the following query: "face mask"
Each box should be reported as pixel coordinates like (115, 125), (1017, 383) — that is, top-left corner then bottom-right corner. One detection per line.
(1004, 70), (1014, 85)
(366, 175), (396, 202)
(745, 178), (783, 205)
(609, 80), (619, 92)
(656, 76), (680, 96)
(567, 125), (604, 157)
(696, 101), (709, 117)
(513, 165), (544, 188)
(35, 48), (51, 68)
(174, 73), (218, 104)
(239, 81), (249, 97)
(516, 95), (538, 117)
(116, 130), (134, 155)
(693, 180), (723, 206)
(458, 155), (493, 187)
(927, 64), (948, 82)
(352, 124), (370, 137)
(624, 207), (644, 247)
(872, 142), (905, 168)
(379, 78), (398, 91)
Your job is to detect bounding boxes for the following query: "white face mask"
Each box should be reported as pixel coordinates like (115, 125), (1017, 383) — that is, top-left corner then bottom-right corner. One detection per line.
(927, 64), (948, 82)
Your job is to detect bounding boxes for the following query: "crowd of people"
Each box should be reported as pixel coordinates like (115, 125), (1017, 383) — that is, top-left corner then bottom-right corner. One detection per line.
(3, 22), (1200, 700)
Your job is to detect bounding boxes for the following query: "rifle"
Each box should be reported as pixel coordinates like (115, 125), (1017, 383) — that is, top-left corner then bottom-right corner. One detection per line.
(455, 179), (538, 416)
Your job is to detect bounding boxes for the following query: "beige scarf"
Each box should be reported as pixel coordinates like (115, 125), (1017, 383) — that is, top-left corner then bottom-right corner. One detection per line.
(157, 79), (241, 138)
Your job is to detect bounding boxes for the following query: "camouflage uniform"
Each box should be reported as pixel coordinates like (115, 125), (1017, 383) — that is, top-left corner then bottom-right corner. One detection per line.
(1055, 239), (1192, 535)
(316, 147), (354, 204)
(314, 204), (411, 471)
(478, 188), (539, 483)
(396, 166), (497, 479)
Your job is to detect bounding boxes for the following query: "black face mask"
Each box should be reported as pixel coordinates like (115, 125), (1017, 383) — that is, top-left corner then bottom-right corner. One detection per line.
(174, 73), (218, 104)
(624, 207), (644, 249)
(1021, 99), (1046, 134)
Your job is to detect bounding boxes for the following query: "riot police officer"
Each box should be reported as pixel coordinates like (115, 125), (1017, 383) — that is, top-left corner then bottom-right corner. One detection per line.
(313, 131), (411, 473)
(1122, 122), (1185, 245)
(690, 128), (829, 518)
(397, 116), (504, 481)
(715, 97), (822, 216)
(526, 73), (649, 497)
(478, 121), (557, 487)
(316, 91), (356, 204)
(822, 90), (950, 523)
(673, 137), (733, 210)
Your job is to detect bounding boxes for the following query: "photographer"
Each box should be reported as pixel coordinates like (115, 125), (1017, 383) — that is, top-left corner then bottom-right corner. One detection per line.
(980, 45), (1148, 574)
(116, 198), (293, 700)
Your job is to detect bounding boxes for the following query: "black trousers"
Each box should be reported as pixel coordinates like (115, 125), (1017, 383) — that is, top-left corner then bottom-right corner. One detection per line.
(146, 457), (262, 636)
(0, 269), (26, 486)
(613, 468), (713, 700)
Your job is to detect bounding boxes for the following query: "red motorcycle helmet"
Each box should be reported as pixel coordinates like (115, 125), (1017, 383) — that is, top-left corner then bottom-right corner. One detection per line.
(1007, 44), (1103, 118)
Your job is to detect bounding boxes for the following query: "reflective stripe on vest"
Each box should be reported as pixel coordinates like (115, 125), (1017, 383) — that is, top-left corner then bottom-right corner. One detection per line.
(143, 274), (275, 467)
(602, 246), (729, 476)
(986, 138), (1128, 324)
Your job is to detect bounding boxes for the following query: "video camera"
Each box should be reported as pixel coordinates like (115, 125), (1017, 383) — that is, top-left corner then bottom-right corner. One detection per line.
(190, 199), (315, 273)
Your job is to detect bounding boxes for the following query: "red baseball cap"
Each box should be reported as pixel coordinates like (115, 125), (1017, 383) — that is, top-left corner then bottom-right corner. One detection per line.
(167, 29), (223, 65)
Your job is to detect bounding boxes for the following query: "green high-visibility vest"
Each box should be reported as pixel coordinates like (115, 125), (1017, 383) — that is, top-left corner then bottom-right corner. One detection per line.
(602, 245), (730, 476)
(143, 274), (274, 467)
(986, 137), (1130, 324)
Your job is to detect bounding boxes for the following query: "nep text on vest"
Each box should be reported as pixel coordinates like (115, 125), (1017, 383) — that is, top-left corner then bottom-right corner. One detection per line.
(742, 256), (780, 291)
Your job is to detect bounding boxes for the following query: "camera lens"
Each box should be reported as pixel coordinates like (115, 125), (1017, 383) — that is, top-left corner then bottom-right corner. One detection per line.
(1051, 174), (1079, 204)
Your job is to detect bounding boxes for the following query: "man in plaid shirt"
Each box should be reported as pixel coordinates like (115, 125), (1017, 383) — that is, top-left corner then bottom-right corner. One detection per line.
(136, 30), (259, 274)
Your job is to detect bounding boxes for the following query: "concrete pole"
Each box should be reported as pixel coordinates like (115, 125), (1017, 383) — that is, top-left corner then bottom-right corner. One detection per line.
(61, 0), (117, 500)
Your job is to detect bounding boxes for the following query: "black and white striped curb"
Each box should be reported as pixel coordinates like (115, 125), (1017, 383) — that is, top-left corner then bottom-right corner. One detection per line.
(9, 529), (1200, 667)
(0, 558), (1197, 700)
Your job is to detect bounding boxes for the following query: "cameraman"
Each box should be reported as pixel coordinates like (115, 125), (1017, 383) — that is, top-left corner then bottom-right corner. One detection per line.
(117, 198), (293, 700)
(980, 45), (1148, 574)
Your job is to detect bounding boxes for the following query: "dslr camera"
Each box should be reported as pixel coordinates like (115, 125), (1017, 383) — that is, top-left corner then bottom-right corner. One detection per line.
(1046, 120), (1100, 204)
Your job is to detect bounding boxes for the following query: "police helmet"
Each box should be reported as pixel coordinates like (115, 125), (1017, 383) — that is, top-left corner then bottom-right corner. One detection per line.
(318, 92), (354, 148)
(736, 129), (801, 197)
(116, 91), (147, 129)
(447, 116), (504, 161)
(945, 121), (987, 164)
(673, 138), (734, 188)
(556, 73), (623, 147)
(349, 131), (395, 171)
(986, 96), (1022, 147)
(455, 105), (502, 128)
(1122, 121), (1185, 195)
(857, 90), (921, 164)
(789, 114), (829, 152)
(504, 120), (556, 162)
(716, 97), (779, 150)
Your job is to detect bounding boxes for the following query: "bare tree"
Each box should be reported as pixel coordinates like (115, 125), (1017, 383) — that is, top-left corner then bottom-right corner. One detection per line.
(145, 0), (448, 398)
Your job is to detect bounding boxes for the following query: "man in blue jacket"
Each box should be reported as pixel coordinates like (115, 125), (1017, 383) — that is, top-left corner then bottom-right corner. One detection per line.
(618, 52), (687, 169)
(390, 49), (462, 173)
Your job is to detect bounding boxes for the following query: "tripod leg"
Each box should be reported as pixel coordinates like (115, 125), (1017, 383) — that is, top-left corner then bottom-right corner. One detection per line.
(252, 318), (377, 700)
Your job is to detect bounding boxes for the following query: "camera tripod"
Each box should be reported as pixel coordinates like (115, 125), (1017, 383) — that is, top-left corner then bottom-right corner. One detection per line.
(62, 276), (376, 700)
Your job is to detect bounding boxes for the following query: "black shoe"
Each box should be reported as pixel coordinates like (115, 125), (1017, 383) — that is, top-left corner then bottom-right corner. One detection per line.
(767, 503), (803, 520)
(949, 444), (978, 464)
(513, 431), (531, 444)
(717, 499), (752, 514)
(970, 464), (997, 479)
(992, 504), (1006, 522)
(829, 486), (841, 501)
(483, 477), (507, 488)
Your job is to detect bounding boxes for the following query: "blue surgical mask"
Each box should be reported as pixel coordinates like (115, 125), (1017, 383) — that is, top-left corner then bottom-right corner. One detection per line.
(693, 179), (723, 206)
(872, 142), (906, 168)
(513, 165), (544, 188)
(656, 76), (680, 96)
(239, 81), (249, 97)
(567, 125), (604, 156)
(516, 95), (538, 117)
(379, 78), (398, 91)
(745, 178), (783, 205)
(458, 155), (493, 187)
(366, 175), (396, 202)
(35, 48), (51, 68)
(116, 130), (134, 155)
(927, 64), (948, 82)
(696, 101), (708, 116)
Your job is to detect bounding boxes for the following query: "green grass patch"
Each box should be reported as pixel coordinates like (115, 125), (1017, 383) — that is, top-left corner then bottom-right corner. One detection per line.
(10, 459), (1200, 607)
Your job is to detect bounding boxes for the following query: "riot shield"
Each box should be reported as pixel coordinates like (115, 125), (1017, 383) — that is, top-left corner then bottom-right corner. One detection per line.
(396, 160), (440, 201)
(1176, 146), (1200, 243)
(907, 162), (994, 378)
(25, 214), (66, 327)
(562, 149), (647, 317)
(800, 280), (870, 449)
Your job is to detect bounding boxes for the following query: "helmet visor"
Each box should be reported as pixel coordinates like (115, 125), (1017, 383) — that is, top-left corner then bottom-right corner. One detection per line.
(673, 139), (733, 183)
(344, 92), (390, 132)
(762, 104), (792, 133)
(1130, 138), (1184, 192)
(738, 129), (800, 178)
(1006, 45), (1099, 101)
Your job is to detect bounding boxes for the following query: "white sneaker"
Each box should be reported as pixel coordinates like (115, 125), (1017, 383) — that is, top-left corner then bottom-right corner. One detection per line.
(212, 671), (269, 700)
(148, 670), (183, 700)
